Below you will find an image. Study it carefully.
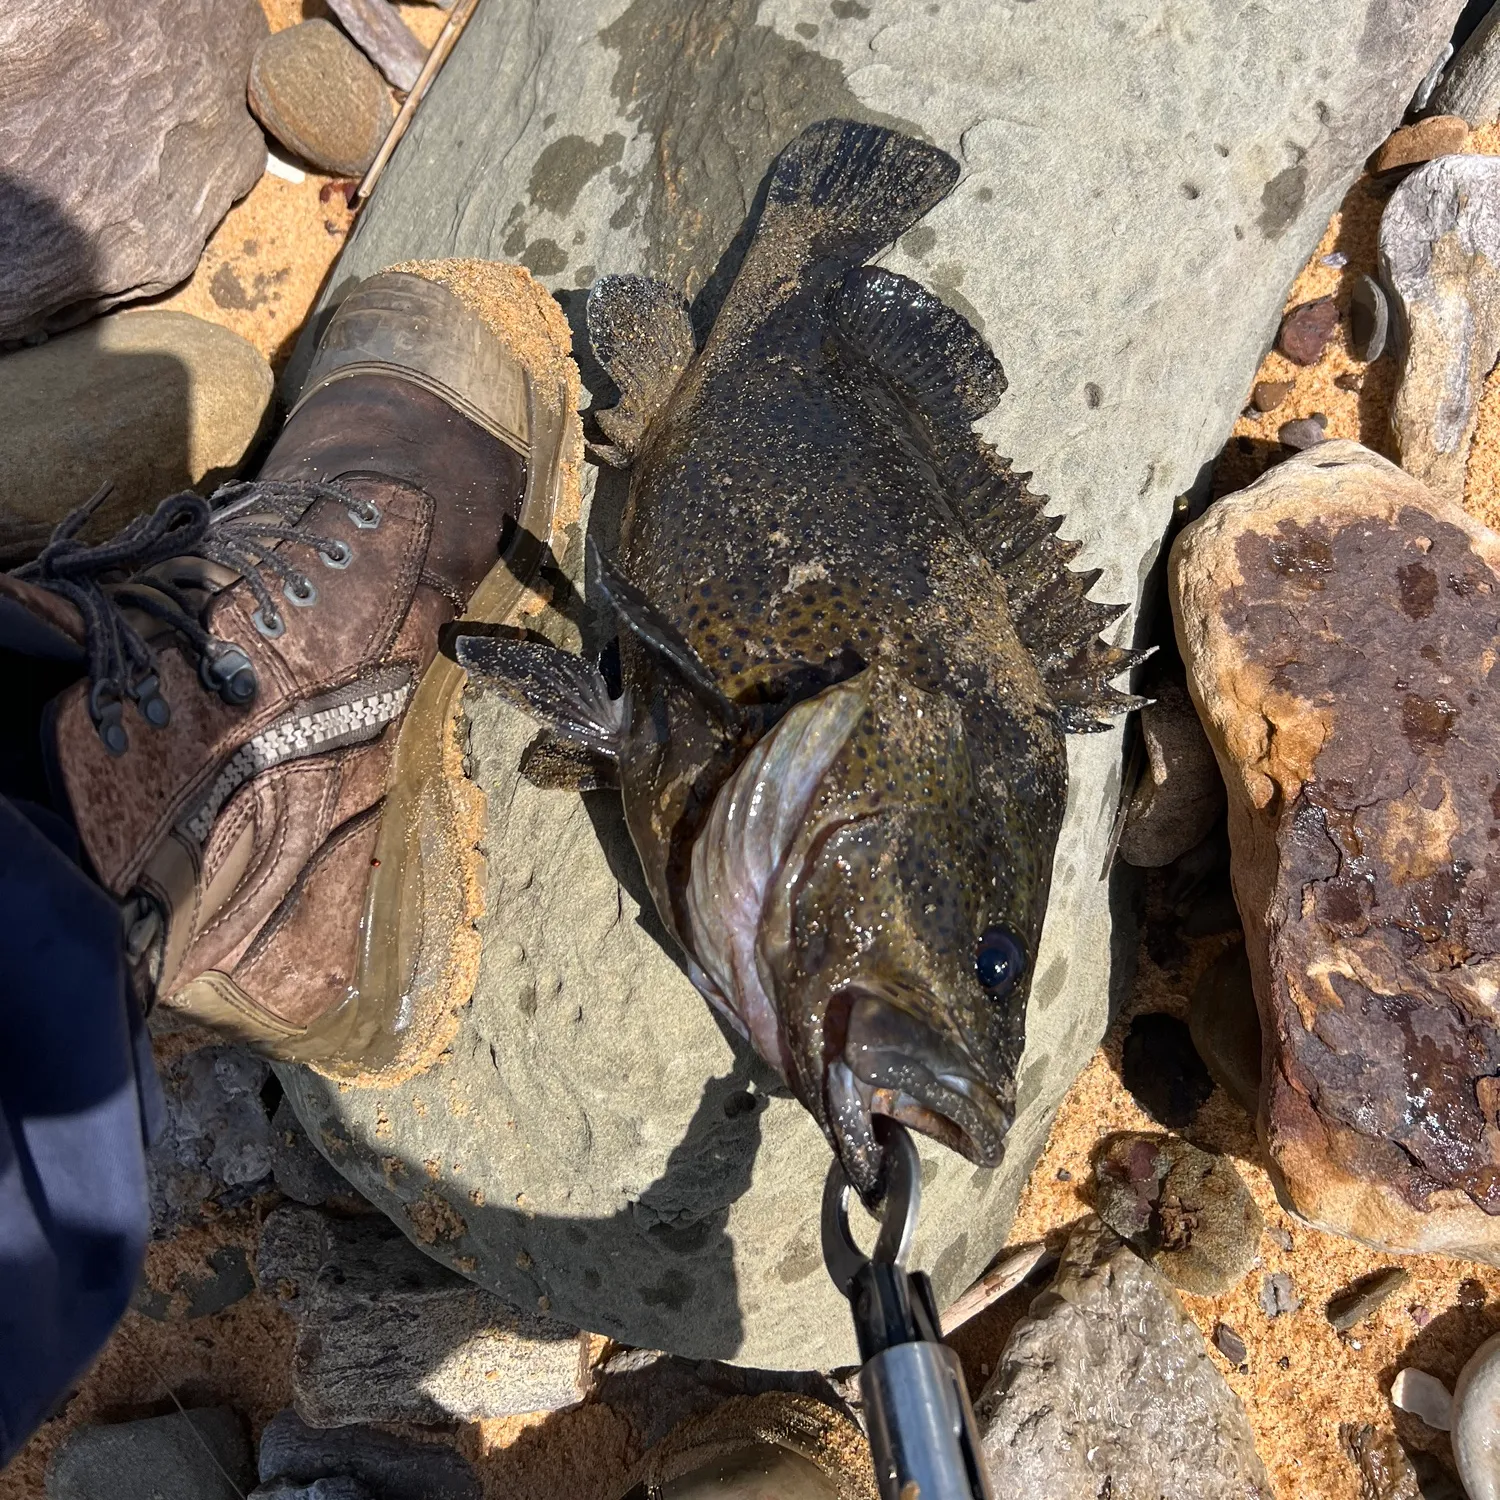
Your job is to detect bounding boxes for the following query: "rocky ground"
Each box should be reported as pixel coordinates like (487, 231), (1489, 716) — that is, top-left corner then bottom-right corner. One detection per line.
(6, 3), (1500, 1499)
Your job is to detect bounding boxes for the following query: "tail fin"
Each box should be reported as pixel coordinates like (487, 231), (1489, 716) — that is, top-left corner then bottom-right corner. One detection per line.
(763, 118), (958, 264)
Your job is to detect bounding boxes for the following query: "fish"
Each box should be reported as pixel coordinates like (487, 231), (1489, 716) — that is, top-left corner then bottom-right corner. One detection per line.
(456, 118), (1141, 1202)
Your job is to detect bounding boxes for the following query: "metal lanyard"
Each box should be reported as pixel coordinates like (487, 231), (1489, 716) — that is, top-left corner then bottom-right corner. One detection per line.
(822, 1122), (995, 1500)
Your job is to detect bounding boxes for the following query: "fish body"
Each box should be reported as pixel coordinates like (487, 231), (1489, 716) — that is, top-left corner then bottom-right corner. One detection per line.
(458, 120), (1139, 1199)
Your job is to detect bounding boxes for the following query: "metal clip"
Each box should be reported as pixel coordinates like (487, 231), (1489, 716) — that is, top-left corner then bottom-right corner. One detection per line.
(822, 1122), (994, 1500)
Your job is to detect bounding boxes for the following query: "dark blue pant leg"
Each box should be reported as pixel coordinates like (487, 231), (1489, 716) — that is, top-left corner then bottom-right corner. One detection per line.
(0, 794), (157, 1467)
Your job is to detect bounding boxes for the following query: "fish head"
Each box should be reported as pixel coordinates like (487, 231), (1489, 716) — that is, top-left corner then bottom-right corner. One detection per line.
(684, 662), (1062, 1204)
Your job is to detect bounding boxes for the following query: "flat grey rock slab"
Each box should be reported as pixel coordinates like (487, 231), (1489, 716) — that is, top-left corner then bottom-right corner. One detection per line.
(269, 1096), (369, 1209)
(975, 1219), (1270, 1498)
(282, 0), (1463, 1370)
(46, 1408), (254, 1500)
(258, 1204), (582, 1423)
(258, 1411), (479, 1500)
(0, 0), (267, 342)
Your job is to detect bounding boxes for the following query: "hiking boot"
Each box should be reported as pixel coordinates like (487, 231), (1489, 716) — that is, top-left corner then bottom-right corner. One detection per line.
(615, 1394), (876, 1500)
(0, 262), (582, 1076)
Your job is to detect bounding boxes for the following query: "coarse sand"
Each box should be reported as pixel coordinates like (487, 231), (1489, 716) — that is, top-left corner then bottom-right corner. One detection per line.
(6, 16), (1500, 1495)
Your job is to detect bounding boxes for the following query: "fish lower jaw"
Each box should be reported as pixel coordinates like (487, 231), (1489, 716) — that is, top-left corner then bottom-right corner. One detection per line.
(824, 1058), (1010, 1203)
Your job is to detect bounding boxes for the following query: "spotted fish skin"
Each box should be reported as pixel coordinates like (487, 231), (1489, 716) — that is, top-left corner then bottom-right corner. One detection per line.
(458, 119), (1140, 1200)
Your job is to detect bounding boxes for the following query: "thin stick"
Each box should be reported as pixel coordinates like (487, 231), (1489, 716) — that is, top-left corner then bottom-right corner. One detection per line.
(356, 0), (484, 204)
(116, 1322), (250, 1500)
(939, 1241), (1056, 1335)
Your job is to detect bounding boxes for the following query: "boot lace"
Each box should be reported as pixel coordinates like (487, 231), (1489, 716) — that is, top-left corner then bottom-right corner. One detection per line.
(11, 478), (379, 754)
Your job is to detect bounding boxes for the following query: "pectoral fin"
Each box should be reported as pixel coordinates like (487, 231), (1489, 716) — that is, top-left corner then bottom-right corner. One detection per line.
(453, 632), (626, 758)
(588, 539), (746, 733)
(587, 275), (695, 458)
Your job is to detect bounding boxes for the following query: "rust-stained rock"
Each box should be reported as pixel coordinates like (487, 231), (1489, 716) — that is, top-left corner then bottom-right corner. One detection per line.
(0, 0), (268, 343)
(1380, 153), (1500, 507)
(1171, 441), (1500, 1264)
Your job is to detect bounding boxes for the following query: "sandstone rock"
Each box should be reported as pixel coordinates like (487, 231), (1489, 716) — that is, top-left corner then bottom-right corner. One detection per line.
(46, 1409), (254, 1500)
(248, 21), (393, 177)
(134, 1245), (256, 1321)
(1279, 297), (1340, 364)
(1380, 153), (1500, 506)
(147, 1046), (274, 1236)
(1372, 115), (1471, 174)
(269, 1097), (367, 1209)
(326, 0), (427, 92)
(250, 1483), (372, 1500)
(590, 1349), (850, 1453)
(0, 311), (274, 564)
(257, 1204), (581, 1424)
(0, 0), (267, 342)
(281, 0), (1466, 1370)
(1433, 5), (1500, 126)
(258, 1411), (479, 1500)
(975, 1219), (1271, 1497)
(1093, 1131), (1263, 1295)
(1454, 1332), (1500, 1500)
(1118, 670), (1226, 867)
(1189, 941), (1263, 1114)
(1171, 441), (1500, 1264)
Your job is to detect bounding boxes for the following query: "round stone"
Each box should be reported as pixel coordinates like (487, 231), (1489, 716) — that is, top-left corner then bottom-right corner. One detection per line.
(0, 310), (272, 562)
(248, 20), (393, 177)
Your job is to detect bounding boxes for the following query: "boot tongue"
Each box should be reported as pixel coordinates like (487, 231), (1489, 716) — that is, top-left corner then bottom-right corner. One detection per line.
(115, 557), (243, 649)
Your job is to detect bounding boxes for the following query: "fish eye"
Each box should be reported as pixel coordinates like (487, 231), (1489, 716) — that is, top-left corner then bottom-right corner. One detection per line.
(975, 925), (1026, 995)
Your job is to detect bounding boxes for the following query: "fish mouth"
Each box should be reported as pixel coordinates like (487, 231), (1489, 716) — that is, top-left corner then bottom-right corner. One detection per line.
(825, 988), (1011, 1199)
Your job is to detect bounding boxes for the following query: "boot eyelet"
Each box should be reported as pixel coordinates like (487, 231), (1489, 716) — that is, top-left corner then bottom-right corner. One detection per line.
(284, 576), (318, 607)
(319, 540), (353, 569)
(253, 607), (286, 638)
(347, 501), (381, 530)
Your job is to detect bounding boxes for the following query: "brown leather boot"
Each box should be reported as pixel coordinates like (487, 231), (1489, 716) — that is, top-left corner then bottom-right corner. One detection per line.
(1, 262), (582, 1077)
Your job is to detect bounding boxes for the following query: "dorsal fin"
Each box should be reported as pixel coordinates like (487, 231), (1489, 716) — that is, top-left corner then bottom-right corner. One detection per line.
(587, 275), (696, 459)
(830, 266), (1007, 425)
(761, 119), (958, 266)
(951, 440), (1146, 729)
(827, 275), (1145, 730)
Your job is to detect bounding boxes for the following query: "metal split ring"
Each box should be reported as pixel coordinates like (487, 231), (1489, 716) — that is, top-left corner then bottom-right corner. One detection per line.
(821, 1120), (921, 1298)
